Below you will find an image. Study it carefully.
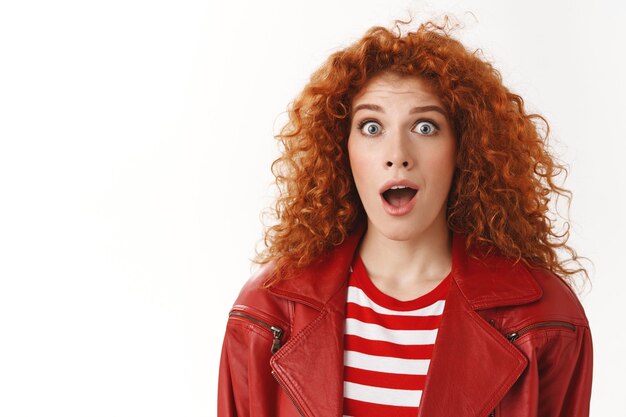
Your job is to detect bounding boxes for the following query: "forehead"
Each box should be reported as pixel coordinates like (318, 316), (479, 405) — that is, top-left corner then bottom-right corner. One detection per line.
(351, 72), (441, 106)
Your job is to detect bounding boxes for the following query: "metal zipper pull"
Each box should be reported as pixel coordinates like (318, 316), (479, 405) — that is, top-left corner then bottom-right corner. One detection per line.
(228, 310), (285, 354)
(506, 332), (521, 342)
(270, 325), (284, 354)
(505, 321), (576, 342)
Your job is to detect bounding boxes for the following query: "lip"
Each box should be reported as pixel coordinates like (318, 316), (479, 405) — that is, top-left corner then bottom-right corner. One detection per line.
(379, 179), (419, 216)
(380, 190), (418, 216)
(378, 179), (420, 195)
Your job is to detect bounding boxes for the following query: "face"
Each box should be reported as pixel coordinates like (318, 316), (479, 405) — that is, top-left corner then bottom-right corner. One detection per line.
(347, 71), (457, 242)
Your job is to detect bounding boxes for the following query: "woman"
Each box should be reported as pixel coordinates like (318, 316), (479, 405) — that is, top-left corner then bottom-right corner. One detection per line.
(217, 18), (593, 417)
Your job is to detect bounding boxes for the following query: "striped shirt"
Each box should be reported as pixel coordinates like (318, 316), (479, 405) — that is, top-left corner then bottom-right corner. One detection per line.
(342, 253), (451, 417)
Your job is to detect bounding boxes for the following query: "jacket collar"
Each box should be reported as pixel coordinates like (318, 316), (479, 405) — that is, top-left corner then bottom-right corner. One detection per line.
(267, 222), (543, 417)
(266, 221), (542, 311)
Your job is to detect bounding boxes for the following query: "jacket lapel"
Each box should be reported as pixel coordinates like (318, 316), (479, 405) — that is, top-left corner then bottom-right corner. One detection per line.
(416, 278), (528, 417)
(267, 227), (363, 417)
(267, 224), (543, 417)
(269, 283), (349, 417)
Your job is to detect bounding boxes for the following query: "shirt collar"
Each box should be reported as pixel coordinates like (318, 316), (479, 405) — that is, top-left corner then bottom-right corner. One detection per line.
(267, 222), (542, 310)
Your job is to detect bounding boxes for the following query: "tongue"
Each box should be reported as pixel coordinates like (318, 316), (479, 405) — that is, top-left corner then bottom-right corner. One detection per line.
(385, 188), (416, 207)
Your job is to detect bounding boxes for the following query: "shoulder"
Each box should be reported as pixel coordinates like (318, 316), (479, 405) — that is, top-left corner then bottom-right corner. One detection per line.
(508, 265), (590, 328)
(530, 266), (590, 325)
(461, 236), (590, 328)
(229, 261), (291, 323)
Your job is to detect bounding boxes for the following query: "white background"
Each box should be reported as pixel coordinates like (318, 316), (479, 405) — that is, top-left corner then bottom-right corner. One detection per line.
(0, 0), (623, 416)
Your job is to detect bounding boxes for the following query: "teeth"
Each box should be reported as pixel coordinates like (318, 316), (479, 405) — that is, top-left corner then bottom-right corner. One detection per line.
(390, 185), (408, 190)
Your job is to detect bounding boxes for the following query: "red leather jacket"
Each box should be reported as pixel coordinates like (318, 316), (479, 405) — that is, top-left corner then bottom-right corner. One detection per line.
(217, 225), (593, 417)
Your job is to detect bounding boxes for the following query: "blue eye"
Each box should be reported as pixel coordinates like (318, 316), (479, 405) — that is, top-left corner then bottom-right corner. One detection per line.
(358, 120), (382, 136)
(414, 121), (438, 135)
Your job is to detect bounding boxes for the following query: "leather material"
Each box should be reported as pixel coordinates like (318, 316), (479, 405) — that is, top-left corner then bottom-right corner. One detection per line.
(218, 223), (593, 417)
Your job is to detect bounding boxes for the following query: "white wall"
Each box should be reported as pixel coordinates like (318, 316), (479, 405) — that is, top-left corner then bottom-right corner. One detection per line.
(0, 0), (622, 416)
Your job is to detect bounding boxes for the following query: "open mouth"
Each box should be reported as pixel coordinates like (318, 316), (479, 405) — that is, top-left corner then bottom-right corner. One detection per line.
(382, 186), (418, 207)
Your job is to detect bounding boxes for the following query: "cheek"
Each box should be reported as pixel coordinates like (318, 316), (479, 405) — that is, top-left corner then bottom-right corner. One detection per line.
(421, 146), (457, 181)
(347, 141), (368, 177)
(433, 150), (455, 170)
(347, 142), (376, 195)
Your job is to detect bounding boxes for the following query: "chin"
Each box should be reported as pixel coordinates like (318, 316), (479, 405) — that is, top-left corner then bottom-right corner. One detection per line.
(371, 218), (425, 241)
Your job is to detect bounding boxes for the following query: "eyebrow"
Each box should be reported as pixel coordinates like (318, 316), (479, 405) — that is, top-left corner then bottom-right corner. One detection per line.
(352, 103), (447, 117)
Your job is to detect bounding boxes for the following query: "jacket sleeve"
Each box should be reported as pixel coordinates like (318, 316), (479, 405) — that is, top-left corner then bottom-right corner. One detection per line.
(217, 323), (240, 417)
(537, 324), (594, 417)
(217, 318), (281, 417)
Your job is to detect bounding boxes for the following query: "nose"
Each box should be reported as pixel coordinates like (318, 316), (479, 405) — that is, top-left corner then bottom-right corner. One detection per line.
(385, 130), (413, 169)
(386, 160), (410, 168)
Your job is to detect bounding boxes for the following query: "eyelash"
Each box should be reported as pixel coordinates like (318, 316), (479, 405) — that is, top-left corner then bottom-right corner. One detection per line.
(356, 118), (440, 136)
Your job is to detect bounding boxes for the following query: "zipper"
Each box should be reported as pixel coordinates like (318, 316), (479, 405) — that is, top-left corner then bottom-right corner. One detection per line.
(228, 310), (284, 354)
(485, 321), (575, 417)
(272, 370), (306, 417)
(505, 321), (576, 342)
(229, 311), (303, 414)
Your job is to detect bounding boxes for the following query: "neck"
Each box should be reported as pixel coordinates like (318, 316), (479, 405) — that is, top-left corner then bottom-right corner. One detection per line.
(357, 219), (453, 289)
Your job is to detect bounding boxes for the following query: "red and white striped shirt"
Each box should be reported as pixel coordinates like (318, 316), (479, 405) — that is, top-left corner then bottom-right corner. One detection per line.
(342, 253), (451, 417)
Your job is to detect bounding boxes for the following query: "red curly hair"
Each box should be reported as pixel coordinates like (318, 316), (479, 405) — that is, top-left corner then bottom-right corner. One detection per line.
(253, 16), (591, 293)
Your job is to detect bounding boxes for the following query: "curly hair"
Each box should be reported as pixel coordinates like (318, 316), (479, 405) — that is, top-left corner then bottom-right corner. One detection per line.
(253, 16), (591, 293)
